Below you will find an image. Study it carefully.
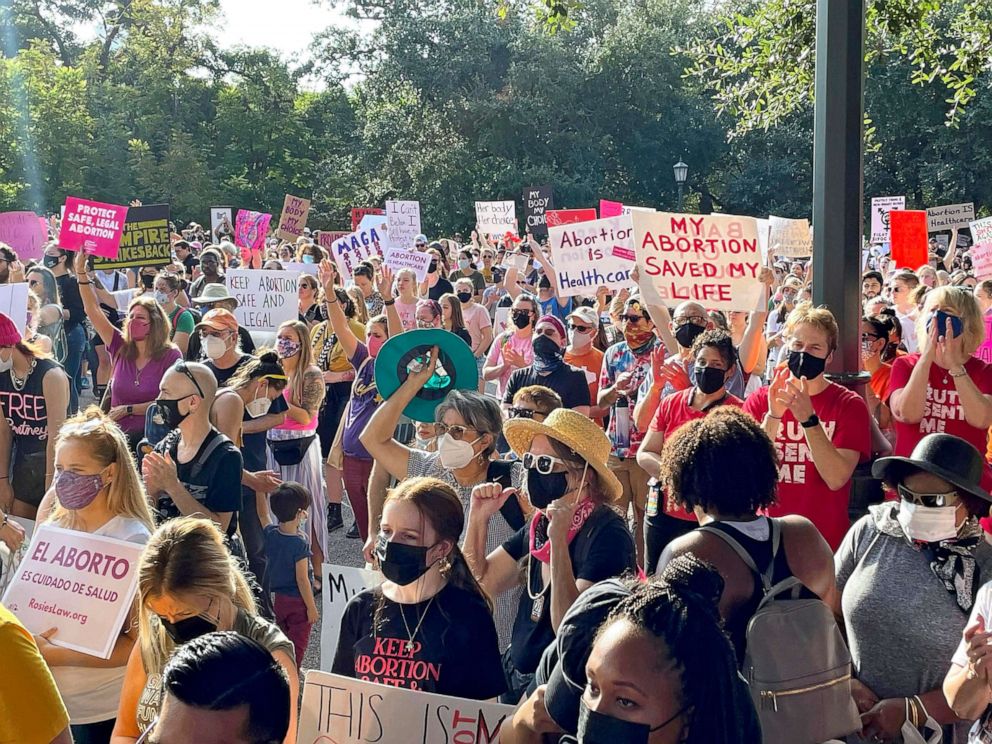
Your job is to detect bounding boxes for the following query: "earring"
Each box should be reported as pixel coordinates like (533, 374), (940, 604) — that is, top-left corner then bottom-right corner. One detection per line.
(438, 555), (452, 578)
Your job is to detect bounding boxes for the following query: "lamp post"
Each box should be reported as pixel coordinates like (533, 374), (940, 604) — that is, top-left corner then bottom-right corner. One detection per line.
(673, 160), (688, 211)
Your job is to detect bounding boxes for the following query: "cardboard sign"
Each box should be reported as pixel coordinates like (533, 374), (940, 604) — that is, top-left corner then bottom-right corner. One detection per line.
(298, 670), (515, 744)
(329, 221), (387, 279)
(92, 204), (171, 270)
(319, 564), (383, 672)
(0, 211), (47, 260)
(384, 245), (433, 282)
(971, 217), (992, 245)
(927, 203), (975, 232)
(57, 197), (128, 258)
(549, 216), (636, 297)
(275, 194), (311, 242)
(545, 208), (597, 228)
(210, 207), (233, 238)
(522, 185), (554, 239)
(1, 523), (144, 659)
(0, 282), (30, 334)
(768, 216), (812, 257)
(890, 210), (929, 269)
(234, 210), (272, 252)
(226, 268), (298, 334)
(971, 243), (992, 282)
(475, 201), (516, 236)
(870, 196), (905, 244)
(599, 199), (625, 219)
(385, 201), (422, 250)
(316, 231), (349, 252)
(351, 207), (385, 232)
(632, 211), (764, 311)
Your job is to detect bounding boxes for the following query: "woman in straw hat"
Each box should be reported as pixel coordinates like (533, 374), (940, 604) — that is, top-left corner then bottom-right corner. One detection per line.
(465, 407), (637, 703)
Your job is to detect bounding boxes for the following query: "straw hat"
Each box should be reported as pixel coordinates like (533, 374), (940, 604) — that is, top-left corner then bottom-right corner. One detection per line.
(504, 408), (622, 503)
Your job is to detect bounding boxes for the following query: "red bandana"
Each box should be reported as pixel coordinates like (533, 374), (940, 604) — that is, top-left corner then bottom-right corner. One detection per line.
(529, 499), (597, 564)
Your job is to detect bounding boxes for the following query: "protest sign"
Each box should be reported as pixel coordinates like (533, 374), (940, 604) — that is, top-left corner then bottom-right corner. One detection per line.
(226, 269), (298, 334)
(316, 231), (349, 252)
(755, 218), (771, 265)
(298, 670), (515, 744)
(971, 243), (992, 282)
(319, 564), (383, 672)
(890, 210), (929, 269)
(548, 216), (636, 297)
(210, 206), (233, 238)
(384, 245), (433, 282)
(927, 203), (975, 232)
(475, 201), (516, 236)
(351, 207), (385, 232)
(1, 523), (144, 658)
(599, 199), (624, 218)
(58, 197), (128, 258)
(523, 185), (554, 240)
(493, 306), (510, 335)
(0, 282), (30, 334)
(632, 211), (763, 312)
(92, 204), (171, 270)
(768, 216), (812, 257)
(329, 221), (387, 279)
(546, 208), (597, 228)
(870, 196), (905, 244)
(275, 194), (311, 241)
(501, 252), (530, 272)
(234, 210), (272, 252)
(281, 261), (319, 276)
(0, 211), (47, 260)
(971, 217), (992, 245)
(385, 200), (421, 250)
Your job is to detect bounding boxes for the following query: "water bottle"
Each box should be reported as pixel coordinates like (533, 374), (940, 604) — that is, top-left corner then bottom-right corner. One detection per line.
(614, 394), (631, 451)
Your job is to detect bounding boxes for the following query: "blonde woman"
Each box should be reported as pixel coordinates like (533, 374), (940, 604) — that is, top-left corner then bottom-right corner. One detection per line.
(34, 407), (154, 743)
(110, 518), (297, 744)
(267, 320), (327, 578)
(346, 285), (369, 325)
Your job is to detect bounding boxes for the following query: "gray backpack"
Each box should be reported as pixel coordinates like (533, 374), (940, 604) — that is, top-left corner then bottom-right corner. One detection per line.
(699, 520), (861, 744)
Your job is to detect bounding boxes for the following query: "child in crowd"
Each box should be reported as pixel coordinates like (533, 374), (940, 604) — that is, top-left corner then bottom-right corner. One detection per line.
(264, 482), (319, 667)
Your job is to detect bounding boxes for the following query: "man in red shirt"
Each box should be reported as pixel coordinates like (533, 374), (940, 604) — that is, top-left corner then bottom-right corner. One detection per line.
(743, 304), (870, 549)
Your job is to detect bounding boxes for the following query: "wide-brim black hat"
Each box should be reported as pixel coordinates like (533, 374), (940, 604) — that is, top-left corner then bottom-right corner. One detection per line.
(872, 433), (991, 503)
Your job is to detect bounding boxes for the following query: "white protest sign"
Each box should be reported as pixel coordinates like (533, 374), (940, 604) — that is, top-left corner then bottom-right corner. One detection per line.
(226, 268), (298, 334)
(493, 306), (510, 335)
(320, 563), (383, 672)
(870, 196), (905, 244)
(1, 523), (144, 658)
(280, 261), (319, 276)
(632, 211), (764, 312)
(500, 252), (529, 272)
(329, 221), (387, 279)
(971, 217), (992, 245)
(475, 201), (516, 236)
(299, 670), (515, 744)
(383, 245), (432, 282)
(927, 203), (975, 232)
(971, 243), (992, 281)
(210, 206), (232, 238)
(768, 216), (812, 257)
(385, 200), (422, 250)
(548, 215), (635, 298)
(755, 218), (770, 265)
(0, 282), (30, 334)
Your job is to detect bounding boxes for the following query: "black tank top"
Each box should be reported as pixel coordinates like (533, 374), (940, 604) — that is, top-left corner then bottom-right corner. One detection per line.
(0, 357), (63, 452)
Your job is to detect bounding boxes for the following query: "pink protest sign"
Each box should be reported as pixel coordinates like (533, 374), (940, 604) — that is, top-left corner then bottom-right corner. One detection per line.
(234, 210), (272, 252)
(57, 198), (128, 258)
(600, 199), (624, 218)
(978, 312), (992, 365)
(0, 211), (47, 260)
(971, 242), (992, 281)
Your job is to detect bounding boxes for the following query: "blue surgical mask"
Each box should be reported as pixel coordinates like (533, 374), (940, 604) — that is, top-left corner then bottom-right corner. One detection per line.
(458, 258), (471, 270)
(302, 254), (315, 264)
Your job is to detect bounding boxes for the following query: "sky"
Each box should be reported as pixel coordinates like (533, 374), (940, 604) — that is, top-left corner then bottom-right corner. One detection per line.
(215, 0), (352, 60)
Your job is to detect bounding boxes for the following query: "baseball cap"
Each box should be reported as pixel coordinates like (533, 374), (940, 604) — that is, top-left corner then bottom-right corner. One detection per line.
(566, 306), (598, 328)
(194, 308), (239, 333)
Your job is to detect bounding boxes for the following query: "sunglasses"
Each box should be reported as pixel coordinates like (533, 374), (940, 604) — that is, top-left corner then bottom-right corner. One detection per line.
(508, 406), (547, 421)
(175, 361), (205, 398)
(415, 242), (427, 248)
(897, 484), (958, 508)
(522, 452), (567, 475)
(568, 323), (591, 333)
(433, 422), (477, 441)
(620, 314), (646, 324)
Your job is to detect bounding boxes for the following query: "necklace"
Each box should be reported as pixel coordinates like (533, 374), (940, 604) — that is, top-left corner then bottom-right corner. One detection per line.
(134, 358), (149, 387)
(398, 593), (437, 652)
(526, 555), (551, 622)
(10, 358), (37, 392)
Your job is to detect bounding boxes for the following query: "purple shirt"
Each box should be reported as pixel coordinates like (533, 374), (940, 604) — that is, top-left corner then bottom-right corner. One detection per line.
(109, 331), (182, 435)
(341, 343), (378, 459)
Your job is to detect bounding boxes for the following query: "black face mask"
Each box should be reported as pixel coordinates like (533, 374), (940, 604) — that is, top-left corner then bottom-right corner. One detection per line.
(694, 365), (727, 395)
(159, 613), (217, 645)
(674, 322), (705, 350)
(375, 534), (435, 586)
(140, 274), (155, 289)
(43, 255), (60, 269)
(457, 291), (472, 304)
(527, 468), (569, 510)
(539, 279), (551, 290)
(428, 260), (438, 273)
(787, 350), (827, 380)
(156, 395), (194, 430)
(512, 311), (532, 329)
(575, 699), (681, 744)
(532, 334), (563, 361)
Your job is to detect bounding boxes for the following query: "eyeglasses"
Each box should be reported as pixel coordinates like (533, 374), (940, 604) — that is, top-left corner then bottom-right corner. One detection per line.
(508, 406), (548, 421)
(175, 361), (205, 399)
(673, 316), (705, 328)
(415, 242), (427, 248)
(897, 484), (958, 508)
(620, 314), (645, 324)
(522, 452), (567, 475)
(433, 422), (478, 441)
(568, 323), (592, 333)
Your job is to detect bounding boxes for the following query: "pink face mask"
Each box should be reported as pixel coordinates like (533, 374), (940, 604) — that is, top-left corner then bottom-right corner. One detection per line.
(367, 335), (385, 357)
(128, 318), (150, 341)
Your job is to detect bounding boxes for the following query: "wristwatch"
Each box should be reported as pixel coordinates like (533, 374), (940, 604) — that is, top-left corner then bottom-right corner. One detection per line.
(126, 405), (134, 416)
(800, 413), (820, 429)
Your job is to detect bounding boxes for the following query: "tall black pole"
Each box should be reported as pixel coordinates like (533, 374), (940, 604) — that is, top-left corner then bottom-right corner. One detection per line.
(811, 0), (866, 384)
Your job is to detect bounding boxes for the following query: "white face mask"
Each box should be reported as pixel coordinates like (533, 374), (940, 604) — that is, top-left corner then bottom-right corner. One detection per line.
(202, 335), (228, 360)
(437, 433), (481, 470)
(568, 328), (594, 348)
(245, 383), (271, 419)
(897, 500), (959, 543)
(0, 349), (12, 373)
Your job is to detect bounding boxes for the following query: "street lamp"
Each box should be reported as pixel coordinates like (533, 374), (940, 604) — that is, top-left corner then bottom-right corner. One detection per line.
(673, 160), (688, 211)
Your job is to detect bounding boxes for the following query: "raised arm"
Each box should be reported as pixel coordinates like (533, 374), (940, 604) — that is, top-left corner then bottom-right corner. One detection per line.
(375, 265), (403, 338)
(320, 259), (359, 359)
(73, 250), (116, 346)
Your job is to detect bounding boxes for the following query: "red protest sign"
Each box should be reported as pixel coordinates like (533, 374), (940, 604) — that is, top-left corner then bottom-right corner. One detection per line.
(351, 207), (384, 232)
(546, 208), (597, 228)
(57, 197), (129, 258)
(889, 210), (928, 269)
